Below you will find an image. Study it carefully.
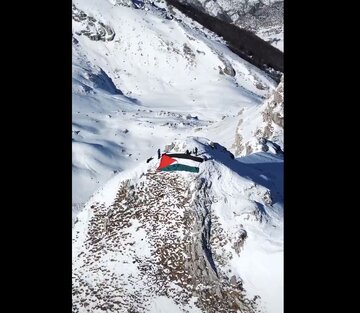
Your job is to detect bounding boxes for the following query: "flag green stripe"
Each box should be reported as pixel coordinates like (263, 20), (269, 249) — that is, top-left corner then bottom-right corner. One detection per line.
(159, 164), (199, 173)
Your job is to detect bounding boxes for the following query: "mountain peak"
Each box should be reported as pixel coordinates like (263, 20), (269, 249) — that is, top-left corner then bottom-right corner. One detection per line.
(73, 137), (283, 313)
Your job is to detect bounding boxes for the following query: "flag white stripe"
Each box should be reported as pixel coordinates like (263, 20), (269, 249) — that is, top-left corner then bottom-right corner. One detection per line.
(172, 158), (201, 168)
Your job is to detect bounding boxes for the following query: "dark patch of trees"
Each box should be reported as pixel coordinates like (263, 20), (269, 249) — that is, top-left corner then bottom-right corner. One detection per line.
(166, 0), (283, 82)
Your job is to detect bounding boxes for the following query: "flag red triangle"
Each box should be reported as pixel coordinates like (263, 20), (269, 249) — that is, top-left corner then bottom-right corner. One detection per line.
(157, 154), (177, 170)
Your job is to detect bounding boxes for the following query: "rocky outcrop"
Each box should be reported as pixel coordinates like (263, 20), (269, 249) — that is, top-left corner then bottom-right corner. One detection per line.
(72, 5), (115, 41)
(73, 171), (260, 312)
(262, 76), (284, 128)
(72, 137), (280, 312)
(233, 75), (284, 156)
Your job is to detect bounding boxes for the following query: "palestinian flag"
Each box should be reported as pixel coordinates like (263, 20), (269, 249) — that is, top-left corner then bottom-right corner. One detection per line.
(157, 154), (203, 173)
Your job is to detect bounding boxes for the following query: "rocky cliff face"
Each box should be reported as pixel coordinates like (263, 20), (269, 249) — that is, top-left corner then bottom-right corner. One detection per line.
(233, 75), (284, 156)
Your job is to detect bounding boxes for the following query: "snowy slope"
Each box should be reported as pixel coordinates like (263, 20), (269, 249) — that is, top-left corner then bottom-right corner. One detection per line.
(189, 74), (283, 159)
(73, 137), (283, 313)
(72, 0), (277, 210)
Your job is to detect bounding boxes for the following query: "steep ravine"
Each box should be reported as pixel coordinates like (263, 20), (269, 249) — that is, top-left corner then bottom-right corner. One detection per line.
(166, 0), (283, 81)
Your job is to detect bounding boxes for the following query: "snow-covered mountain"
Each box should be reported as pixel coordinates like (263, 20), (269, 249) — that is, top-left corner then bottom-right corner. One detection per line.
(175, 0), (283, 51)
(72, 0), (278, 208)
(73, 137), (283, 313)
(72, 0), (283, 312)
